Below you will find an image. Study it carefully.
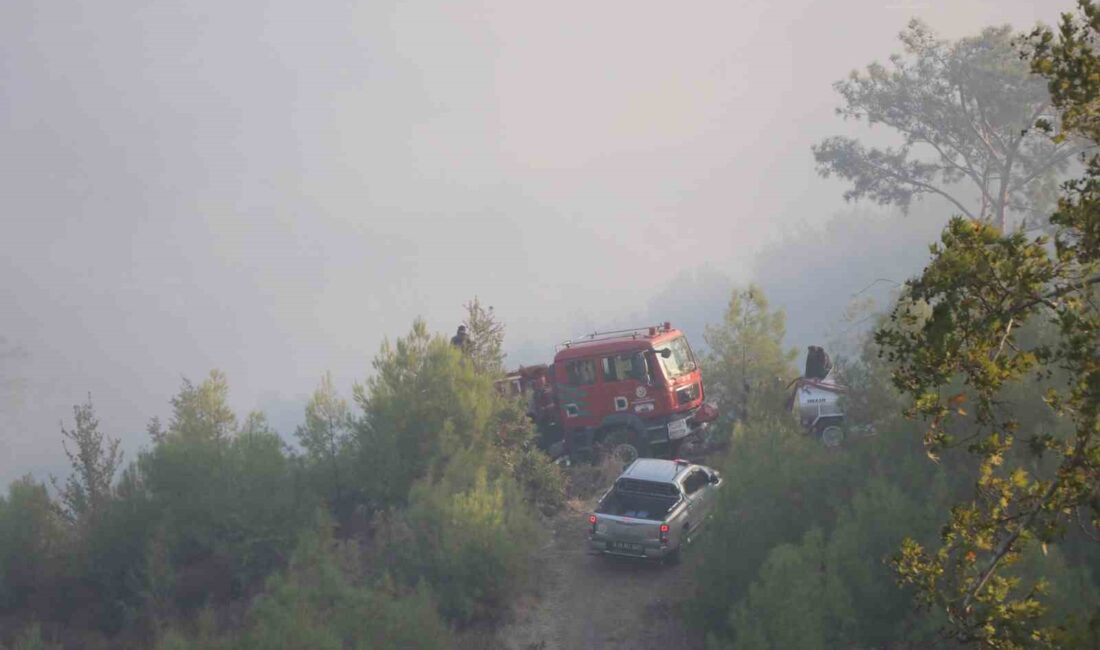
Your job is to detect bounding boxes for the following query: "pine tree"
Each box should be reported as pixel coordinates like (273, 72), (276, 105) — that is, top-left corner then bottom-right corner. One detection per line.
(296, 372), (352, 503)
(53, 395), (122, 529)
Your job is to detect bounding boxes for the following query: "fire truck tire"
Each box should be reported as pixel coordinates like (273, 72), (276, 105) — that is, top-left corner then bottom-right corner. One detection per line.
(596, 427), (648, 464)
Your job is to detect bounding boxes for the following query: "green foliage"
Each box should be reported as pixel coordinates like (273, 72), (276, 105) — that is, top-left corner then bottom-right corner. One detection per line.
(0, 316), (562, 646)
(876, 184), (1097, 647)
(1, 624), (61, 650)
(0, 477), (66, 611)
(510, 445), (566, 515)
(1026, 1), (1100, 146)
(703, 285), (798, 429)
(867, 6), (1100, 644)
(693, 396), (964, 648)
(463, 296), (507, 375)
(819, 480), (943, 645)
(295, 372), (354, 507)
(52, 396), (122, 531)
(378, 459), (538, 623)
(1010, 542), (1100, 646)
(814, 20), (1083, 231)
(154, 516), (449, 650)
(486, 385), (566, 514)
(73, 467), (161, 634)
(143, 426), (315, 595)
(722, 528), (831, 650)
(0, 311), (538, 648)
(150, 370), (238, 444)
(691, 417), (857, 636)
(717, 481), (946, 650)
(241, 515), (448, 650)
(353, 319), (497, 508)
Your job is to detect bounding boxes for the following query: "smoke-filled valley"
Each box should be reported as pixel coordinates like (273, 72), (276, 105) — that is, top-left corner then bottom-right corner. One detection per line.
(2, 1), (1098, 648)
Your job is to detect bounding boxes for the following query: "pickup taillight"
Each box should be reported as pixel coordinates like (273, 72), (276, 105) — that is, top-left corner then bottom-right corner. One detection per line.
(659, 523), (670, 544)
(589, 514), (597, 534)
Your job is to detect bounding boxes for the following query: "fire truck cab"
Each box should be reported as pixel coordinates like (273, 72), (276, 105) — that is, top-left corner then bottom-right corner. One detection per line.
(549, 323), (716, 463)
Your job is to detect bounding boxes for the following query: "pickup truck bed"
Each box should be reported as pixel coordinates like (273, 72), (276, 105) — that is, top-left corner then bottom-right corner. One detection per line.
(596, 492), (678, 520)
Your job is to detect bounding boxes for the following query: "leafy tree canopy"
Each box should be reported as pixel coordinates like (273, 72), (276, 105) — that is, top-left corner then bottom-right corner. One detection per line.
(875, 4), (1100, 645)
(814, 20), (1088, 231)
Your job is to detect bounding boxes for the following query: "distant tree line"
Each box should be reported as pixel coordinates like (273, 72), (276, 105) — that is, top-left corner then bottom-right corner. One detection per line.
(0, 302), (563, 649)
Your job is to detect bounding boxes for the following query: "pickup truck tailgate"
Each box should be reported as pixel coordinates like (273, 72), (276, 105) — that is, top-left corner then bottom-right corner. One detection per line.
(598, 515), (660, 541)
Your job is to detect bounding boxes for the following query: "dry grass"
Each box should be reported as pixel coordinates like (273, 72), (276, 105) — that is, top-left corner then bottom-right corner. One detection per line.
(563, 457), (624, 500)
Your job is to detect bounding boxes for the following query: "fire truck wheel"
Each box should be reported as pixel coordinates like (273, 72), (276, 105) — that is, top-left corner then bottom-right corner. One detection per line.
(611, 442), (639, 465)
(596, 427), (646, 465)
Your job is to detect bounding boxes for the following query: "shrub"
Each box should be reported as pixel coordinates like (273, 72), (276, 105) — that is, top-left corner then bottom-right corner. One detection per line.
(511, 447), (566, 515)
(0, 477), (67, 612)
(154, 515), (449, 650)
(141, 429), (317, 604)
(690, 417), (859, 635)
(381, 464), (538, 623)
(2, 624), (61, 650)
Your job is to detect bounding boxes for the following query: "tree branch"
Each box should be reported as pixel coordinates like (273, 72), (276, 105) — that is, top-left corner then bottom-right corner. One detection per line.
(861, 155), (978, 220)
(990, 318), (1015, 362)
(915, 135), (994, 207)
(1008, 144), (1095, 194)
(962, 477), (1059, 611)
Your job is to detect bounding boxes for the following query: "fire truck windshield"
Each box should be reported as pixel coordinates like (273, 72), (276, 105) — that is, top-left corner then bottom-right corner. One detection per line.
(657, 336), (697, 379)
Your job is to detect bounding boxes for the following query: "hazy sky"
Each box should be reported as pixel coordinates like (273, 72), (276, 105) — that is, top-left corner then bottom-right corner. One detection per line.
(0, 0), (1068, 483)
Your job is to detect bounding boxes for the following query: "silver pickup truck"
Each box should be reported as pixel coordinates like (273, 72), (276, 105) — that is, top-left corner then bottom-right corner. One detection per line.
(587, 458), (722, 563)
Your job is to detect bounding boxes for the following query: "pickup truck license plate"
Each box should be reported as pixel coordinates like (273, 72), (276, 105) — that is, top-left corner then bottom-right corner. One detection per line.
(667, 418), (689, 439)
(611, 541), (644, 553)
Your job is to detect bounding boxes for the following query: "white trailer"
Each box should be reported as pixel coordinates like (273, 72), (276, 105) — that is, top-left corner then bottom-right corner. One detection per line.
(791, 377), (846, 446)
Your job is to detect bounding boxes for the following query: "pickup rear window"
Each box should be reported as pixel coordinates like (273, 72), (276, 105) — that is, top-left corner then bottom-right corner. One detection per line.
(596, 491), (679, 520)
(615, 478), (679, 497)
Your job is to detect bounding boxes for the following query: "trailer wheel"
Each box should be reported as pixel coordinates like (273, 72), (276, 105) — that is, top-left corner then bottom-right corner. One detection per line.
(820, 426), (844, 448)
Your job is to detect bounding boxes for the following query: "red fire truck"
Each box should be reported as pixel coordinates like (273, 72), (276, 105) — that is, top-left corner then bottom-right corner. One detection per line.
(500, 323), (718, 463)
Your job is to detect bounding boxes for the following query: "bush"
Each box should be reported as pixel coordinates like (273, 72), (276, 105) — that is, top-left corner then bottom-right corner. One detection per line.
(141, 429), (317, 605)
(1, 624), (61, 650)
(723, 529), (830, 650)
(691, 388), (983, 648)
(485, 391), (566, 514)
(712, 479), (945, 649)
(352, 321), (498, 509)
(0, 477), (67, 613)
(245, 514), (449, 650)
(511, 447), (565, 515)
(379, 462), (538, 623)
(155, 515), (449, 650)
(690, 417), (860, 635)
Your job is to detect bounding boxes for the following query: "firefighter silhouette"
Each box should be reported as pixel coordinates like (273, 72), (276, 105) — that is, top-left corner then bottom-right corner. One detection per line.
(451, 325), (472, 354)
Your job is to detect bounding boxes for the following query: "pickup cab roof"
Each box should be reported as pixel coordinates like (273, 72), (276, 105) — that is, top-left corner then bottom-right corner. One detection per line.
(620, 458), (692, 484)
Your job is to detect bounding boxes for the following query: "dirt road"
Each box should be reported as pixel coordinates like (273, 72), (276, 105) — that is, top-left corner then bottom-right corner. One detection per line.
(493, 497), (705, 650)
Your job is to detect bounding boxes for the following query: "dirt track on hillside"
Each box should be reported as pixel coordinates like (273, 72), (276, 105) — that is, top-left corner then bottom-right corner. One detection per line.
(491, 495), (704, 650)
